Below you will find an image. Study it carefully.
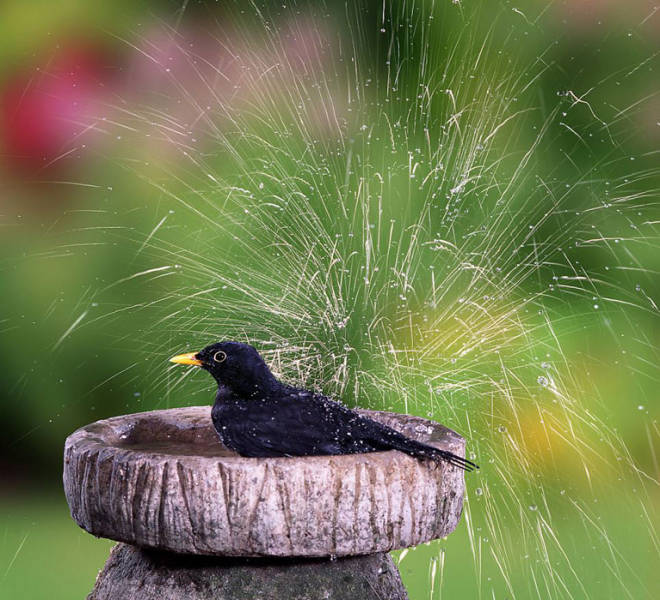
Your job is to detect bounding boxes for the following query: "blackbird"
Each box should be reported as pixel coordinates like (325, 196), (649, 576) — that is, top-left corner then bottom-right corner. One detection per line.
(170, 341), (476, 471)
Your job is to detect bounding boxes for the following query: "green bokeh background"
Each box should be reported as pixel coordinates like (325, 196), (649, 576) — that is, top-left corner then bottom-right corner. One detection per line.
(1, 1), (658, 598)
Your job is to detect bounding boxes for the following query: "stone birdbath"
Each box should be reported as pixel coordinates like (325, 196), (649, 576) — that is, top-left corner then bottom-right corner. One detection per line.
(63, 406), (467, 599)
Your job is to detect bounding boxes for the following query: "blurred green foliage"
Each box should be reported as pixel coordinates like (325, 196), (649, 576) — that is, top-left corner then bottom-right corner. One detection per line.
(0, 1), (658, 599)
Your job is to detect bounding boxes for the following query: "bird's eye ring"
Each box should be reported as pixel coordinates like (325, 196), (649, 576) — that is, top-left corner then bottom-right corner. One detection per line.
(213, 350), (227, 363)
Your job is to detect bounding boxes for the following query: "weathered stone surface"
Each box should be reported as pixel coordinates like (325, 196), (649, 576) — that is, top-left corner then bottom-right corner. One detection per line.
(64, 406), (465, 557)
(88, 543), (408, 600)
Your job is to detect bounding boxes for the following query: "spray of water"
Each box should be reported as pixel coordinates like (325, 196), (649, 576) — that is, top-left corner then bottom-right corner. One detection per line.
(54, 1), (658, 598)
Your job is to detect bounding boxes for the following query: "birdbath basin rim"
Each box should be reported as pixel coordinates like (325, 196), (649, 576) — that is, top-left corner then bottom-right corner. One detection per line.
(64, 406), (466, 557)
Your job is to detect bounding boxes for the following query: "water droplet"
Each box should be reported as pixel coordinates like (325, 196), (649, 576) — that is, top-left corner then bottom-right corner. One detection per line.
(528, 504), (537, 511)
(537, 376), (549, 387)
(414, 424), (432, 435)
(475, 487), (483, 496)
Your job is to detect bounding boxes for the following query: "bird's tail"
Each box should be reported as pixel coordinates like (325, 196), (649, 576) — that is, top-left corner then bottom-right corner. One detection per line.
(378, 429), (478, 471)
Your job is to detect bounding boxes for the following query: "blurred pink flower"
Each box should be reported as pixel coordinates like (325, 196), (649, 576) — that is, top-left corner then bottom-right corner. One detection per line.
(554, 0), (659, 34)
(121, 16), (341, 159)
(1, 41), (112, 174)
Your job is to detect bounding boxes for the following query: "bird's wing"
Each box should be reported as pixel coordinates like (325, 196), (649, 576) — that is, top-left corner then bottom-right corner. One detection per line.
(220, 389), (476, 469)
(222, 391), (377, 457)
(349, 410), (477, 470)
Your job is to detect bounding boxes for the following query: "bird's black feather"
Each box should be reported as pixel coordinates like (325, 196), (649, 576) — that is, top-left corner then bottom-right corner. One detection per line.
(184, 341), (476, 471)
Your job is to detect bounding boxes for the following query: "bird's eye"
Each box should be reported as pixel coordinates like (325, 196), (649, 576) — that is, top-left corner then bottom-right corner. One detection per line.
(213, 350), (227, 363)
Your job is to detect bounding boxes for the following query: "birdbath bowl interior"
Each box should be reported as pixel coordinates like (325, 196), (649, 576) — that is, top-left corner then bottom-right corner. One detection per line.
(64, 406), (466, 557)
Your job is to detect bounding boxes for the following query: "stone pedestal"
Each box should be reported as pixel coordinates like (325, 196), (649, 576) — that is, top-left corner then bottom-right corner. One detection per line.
(88, 544), (407, 600)
(64, 406), (466, 598)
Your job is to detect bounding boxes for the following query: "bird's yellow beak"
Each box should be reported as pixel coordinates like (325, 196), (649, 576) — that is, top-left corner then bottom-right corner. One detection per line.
(169, 352), (203, 366)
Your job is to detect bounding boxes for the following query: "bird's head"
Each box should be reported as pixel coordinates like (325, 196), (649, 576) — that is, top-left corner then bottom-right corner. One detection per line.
(169, 341), (276, 396)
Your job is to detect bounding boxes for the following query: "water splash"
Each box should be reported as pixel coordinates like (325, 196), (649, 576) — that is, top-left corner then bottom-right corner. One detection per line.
(49, 1), (659, 598)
